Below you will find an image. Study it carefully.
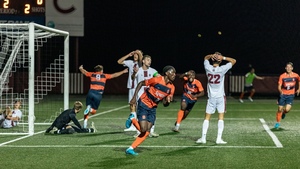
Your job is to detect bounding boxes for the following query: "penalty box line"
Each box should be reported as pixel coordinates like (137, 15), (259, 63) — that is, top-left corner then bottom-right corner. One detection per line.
(259, 118), (283, 148)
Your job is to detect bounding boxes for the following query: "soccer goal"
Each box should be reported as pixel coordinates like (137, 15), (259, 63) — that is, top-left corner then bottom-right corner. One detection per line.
(0, 23), (69, 135)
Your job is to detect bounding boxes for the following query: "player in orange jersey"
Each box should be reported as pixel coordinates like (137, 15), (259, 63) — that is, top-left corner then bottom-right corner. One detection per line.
(274, 62), (300, 129)
(173, 70), (204, 132)
(79, 65), (128, 128)
(125, 65), (176, 156)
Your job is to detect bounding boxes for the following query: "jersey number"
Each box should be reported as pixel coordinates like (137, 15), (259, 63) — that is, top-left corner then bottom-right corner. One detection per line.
(208, 74), (221, 84)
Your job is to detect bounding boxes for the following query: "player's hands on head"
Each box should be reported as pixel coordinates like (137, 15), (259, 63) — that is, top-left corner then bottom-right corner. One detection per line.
(129, 51), (135, 56)
(213, 53), (223, 61)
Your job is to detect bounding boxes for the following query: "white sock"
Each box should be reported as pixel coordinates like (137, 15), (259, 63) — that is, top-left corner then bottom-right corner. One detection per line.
(129, 112), (137, 129)
(202, 120), (209, 140)
(176, 123), (180, 127)
(131, 112), (137, 118)
(150, 125), (155, 133)
(83, 119), (88, 128)
(217, 120), (224, 140)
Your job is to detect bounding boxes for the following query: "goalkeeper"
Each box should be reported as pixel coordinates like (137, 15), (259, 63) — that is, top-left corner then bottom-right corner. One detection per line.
(45, 101), (96, 134)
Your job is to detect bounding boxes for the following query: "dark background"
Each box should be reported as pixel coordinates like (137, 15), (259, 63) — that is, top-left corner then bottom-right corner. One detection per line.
(73, 0), (300, 75)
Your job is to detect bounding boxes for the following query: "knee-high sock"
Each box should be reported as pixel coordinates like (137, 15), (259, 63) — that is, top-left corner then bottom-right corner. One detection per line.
(176, 110), (184, 126)
(83, 115), (89, 128)
(217, 120), (224, 140)
(131, 118), (140, 131)
(131, 131), (149, 149)
(201, 120), (209, 140)
(150, 124), (155, 133)
(276, 111), (282, 122)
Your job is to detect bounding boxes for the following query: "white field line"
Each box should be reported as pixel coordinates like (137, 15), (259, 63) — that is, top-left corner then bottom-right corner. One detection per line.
(90, 117), (259, 120)
(0, 105), (281, 149)
(259, 118), (283, 148)
(1, 145), (279, 149)
(0, 105), (129, 147)
(160, 109), (300, 112)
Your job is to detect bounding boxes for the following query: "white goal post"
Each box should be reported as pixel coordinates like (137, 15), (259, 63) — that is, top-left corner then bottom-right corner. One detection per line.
(0, 23), (69, 135)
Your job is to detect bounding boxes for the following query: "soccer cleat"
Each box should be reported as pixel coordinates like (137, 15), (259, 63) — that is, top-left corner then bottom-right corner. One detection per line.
(216, 139), (227, 144)
(91, 122), (97, 133)
(49, 127), (58, 134)
(196, 138), (206, 144)
(125, 114), (134, 128)
(281, 113), (286, 119)
(84, 105), (91, 115)
(248, 97), (253, 102)
(124, 125), (137, 132)
(274, 123), (280, 129)
(239, 99), (244, 103)
(173, 126), (179, 132)
(125, 148), (138, 156)
(149, 132), (159, 137)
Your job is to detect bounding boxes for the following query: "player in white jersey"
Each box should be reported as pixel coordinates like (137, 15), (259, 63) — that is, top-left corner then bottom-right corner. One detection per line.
(2, 100), (22, 128)
(118, 50), (143, 131)
(196, 52), (236, 144)
(129, 55), (160, 138)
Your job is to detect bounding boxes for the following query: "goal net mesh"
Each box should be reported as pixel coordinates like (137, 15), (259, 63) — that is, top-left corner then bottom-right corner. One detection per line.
(0, 23), (69, 135)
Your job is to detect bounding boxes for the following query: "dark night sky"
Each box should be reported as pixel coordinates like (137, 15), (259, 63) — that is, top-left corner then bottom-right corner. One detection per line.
(76, 0), (300, 75)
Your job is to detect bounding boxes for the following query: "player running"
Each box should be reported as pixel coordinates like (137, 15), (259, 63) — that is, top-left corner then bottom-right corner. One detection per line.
(274, 62), (300, 129)
(125, 66), (176, 156)
(173, 70), (204, 132)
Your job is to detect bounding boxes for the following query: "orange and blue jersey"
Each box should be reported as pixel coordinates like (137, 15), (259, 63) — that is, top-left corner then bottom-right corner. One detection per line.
(139, 76), (175, 109)
(182, 77), (204, 101)
(85, 72), (112, 93)
(278, 72), (300, 95)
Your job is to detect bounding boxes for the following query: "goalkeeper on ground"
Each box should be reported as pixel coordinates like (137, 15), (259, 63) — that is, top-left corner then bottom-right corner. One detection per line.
(45, 101), (96, 134)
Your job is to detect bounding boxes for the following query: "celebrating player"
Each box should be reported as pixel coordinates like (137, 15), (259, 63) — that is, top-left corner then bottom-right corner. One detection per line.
(125, 65), (176, 156)
(126, 55), (160, 138)
(173, 70), (204, 132)
(274, 62), (300, 129)
(79, 65), (128, 128)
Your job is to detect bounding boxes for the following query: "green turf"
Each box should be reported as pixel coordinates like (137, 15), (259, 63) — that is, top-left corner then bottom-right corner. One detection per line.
(1, 95), (300, 169)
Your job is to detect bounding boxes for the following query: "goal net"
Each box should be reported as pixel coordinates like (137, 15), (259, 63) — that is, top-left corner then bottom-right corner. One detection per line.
(0, 23), (69, 135)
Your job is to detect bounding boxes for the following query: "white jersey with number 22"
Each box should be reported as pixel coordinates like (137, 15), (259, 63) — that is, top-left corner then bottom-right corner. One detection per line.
(204, 60), (232, 98)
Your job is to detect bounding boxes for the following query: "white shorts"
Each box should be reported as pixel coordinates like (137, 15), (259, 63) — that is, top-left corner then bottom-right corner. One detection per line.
(205, 96), (226, 114)
(128, 88), (136, 103)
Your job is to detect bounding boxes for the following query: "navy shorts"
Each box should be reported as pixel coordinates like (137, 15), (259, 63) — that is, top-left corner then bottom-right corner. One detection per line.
(277, 94), (294, 106)
(137, 99), (156, 124)
(86, 90), (102, 109)
(181, 95), (197, 111)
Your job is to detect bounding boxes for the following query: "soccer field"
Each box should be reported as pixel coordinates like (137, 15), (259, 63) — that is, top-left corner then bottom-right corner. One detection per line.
(1, 95), (300, 169)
